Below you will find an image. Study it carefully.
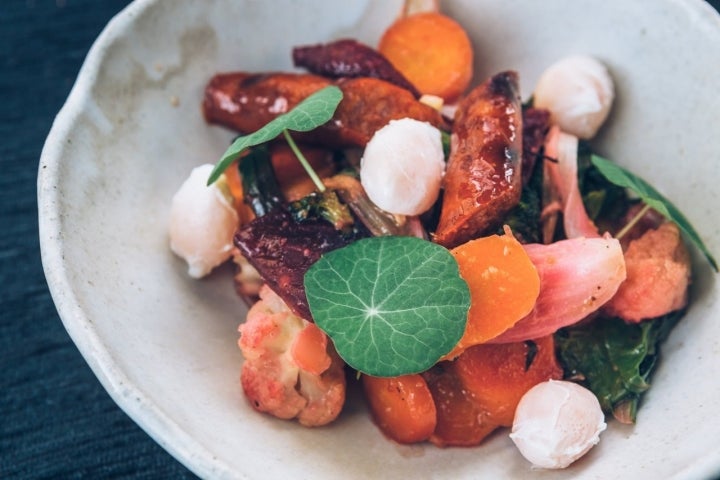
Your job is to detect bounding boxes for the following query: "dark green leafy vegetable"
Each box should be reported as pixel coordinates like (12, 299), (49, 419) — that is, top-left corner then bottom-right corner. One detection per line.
(239, 145), (283, 217)
(591, 155), (717, 271)
(498, 152), (542, 243)
(207, 85), (343, 185)
(555, 312), (682, 423)
(578, 144), (630, 224)
(304, 236), (470, 377)
(440, 130), (451, 158)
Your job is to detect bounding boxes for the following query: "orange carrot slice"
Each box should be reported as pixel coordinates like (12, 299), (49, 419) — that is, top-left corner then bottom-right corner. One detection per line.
(442, 232), (540, 360)
(378, 12), (473, 102)
(362, 374), (437, 444)
(423, 364), (499, 447)
(452, 335), (563, 427)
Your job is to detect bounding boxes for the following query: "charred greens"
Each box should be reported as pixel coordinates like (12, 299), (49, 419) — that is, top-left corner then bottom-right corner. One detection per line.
(555, 311), (682, 423)
(288, 190), (355, 234)
(239, 146), (283, 217)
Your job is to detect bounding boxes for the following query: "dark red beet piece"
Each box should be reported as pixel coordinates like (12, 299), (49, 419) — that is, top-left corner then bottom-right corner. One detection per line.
(234, 208), (361, 321)
(292, 38), (421, 98)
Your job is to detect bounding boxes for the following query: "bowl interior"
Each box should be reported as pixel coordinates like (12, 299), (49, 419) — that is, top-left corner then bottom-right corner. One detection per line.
(39, 0), (720, 478)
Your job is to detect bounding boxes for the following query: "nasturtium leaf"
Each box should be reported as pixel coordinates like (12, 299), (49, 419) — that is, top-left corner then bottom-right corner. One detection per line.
(304, 236), (470, 377)
(206, 85), (343, 185)
(591, 155), (718, 271)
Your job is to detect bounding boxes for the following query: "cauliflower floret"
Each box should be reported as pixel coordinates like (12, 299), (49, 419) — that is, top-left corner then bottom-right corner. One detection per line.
(238, 284), (346, 426)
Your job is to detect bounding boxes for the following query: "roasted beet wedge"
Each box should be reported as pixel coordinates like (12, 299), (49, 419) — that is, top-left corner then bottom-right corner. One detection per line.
(203, 73), (445, 148)
(234, 208), (362, 321)
(433, 71), (523, 248)
(292, 38), (421, 98)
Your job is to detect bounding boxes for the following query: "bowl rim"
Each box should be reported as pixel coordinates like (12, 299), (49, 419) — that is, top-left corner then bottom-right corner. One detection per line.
(37, 0), (720, 479)
(37, 0), (227, 477)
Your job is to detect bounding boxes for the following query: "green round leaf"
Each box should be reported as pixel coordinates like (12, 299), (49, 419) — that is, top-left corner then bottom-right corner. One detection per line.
(207, 85), (343, 185)
(304, 236), (470, 377)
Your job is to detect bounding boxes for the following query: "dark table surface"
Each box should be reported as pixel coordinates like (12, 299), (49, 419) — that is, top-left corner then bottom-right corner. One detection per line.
(2, 1), (719, 479)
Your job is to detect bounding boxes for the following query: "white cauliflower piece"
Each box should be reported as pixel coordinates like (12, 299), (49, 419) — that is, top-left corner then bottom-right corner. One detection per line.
(238, 285), (346, 427)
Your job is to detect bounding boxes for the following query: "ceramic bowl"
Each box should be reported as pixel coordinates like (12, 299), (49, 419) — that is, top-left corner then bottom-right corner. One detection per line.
(39, 0), (720, 478)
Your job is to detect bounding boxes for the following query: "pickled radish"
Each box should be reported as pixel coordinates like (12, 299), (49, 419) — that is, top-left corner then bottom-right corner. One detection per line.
(490, 235), (626, 344)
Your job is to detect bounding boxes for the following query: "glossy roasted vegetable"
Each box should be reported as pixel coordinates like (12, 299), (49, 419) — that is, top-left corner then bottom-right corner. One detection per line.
(203, 73), (445, 148)
(234, 208), (365, 321)
(433, 71), (523, 248)
(292, 38), (421, 97)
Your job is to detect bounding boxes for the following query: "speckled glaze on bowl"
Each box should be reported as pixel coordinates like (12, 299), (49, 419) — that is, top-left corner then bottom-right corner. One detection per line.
(38, 0), (720, 478)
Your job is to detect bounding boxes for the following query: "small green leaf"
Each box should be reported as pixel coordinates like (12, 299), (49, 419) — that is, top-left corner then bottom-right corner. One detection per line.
(591, 155), (718, 271)
(206, 85), (343, 185)
(555, 312), (681, 423)
(304, 236), (470, 377)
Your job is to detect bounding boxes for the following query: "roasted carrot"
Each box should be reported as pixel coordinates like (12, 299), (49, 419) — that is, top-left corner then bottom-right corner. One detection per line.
(452, 335), (563, 427)
(378, 12), (473, 102)
(442, 232), (540, 360)
(423, 364), (498, 447)
(433, 71), (523, 248)
(223, 160), (254, 223)
(362, 374), (437, 444)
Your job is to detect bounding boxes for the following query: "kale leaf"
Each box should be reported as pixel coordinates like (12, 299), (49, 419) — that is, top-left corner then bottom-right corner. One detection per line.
(555, 311), (682, 423)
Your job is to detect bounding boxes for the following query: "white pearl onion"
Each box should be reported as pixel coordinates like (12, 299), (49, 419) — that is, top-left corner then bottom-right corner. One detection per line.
(360, 118), (445, 216)
(510, 380), (607, 469)
(169, 164), (238, 278)
(534, 55), (615, 139)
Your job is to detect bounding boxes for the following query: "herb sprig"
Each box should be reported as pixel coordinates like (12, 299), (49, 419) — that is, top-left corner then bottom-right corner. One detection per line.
(591, 155), (717, 271)
(206, 85), (343, 185)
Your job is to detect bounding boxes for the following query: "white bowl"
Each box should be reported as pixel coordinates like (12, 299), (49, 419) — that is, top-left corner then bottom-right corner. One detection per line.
(38, 0), (720, 478)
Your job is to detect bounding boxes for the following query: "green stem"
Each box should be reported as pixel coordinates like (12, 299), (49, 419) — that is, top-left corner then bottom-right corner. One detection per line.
(282, 129), (325, 193)
(615, 203), (651, 240)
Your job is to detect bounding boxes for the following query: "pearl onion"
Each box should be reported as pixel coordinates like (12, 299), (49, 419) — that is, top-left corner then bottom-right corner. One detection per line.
(534, 55), (615, 139)
(510, 380), (607, 469)
(360, 118), (445, 216)
(169, 164), (238, 278)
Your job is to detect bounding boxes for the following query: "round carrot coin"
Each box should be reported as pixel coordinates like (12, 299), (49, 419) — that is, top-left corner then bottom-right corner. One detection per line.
(379, 12), (473, 102)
